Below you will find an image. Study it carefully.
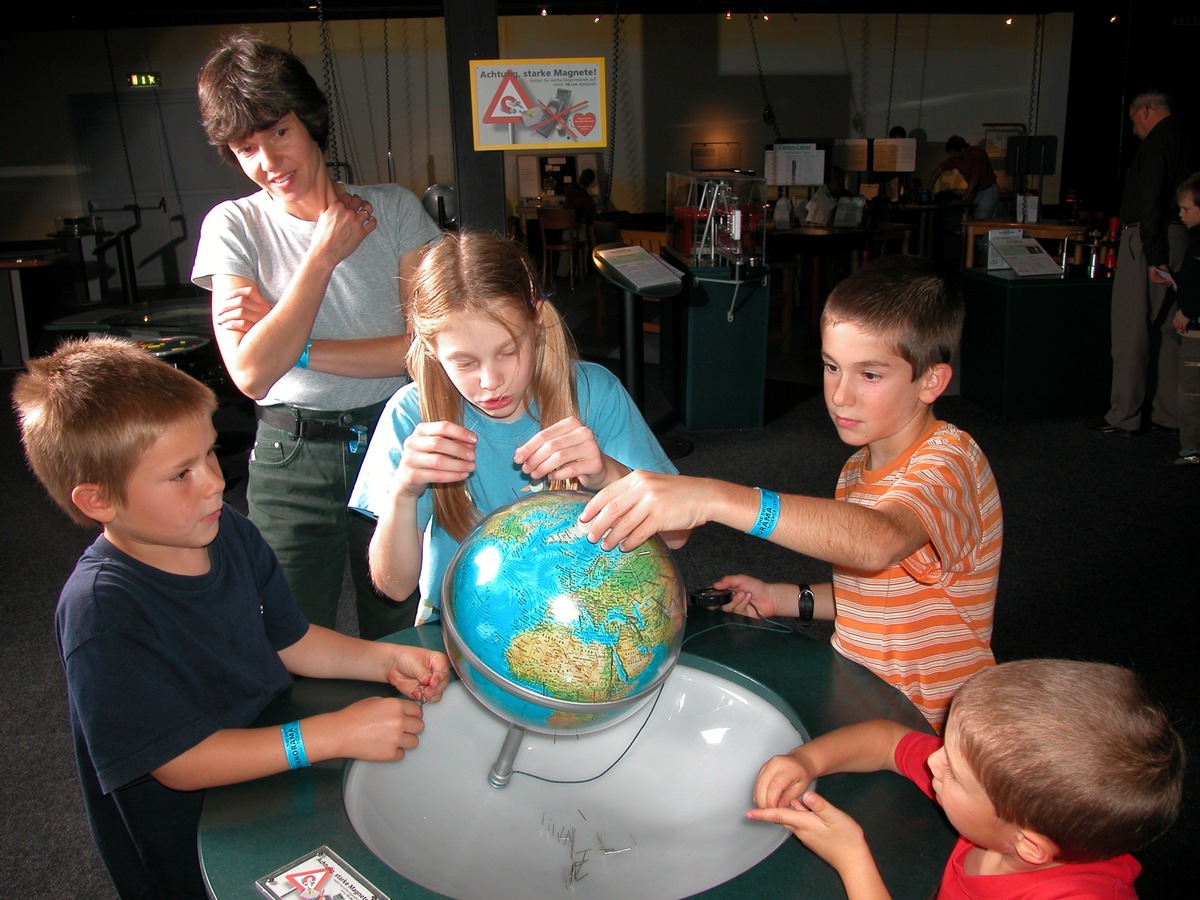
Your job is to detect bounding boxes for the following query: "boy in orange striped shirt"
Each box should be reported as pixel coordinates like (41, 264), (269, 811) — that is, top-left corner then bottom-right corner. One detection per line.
(581, 255), (1002, 732)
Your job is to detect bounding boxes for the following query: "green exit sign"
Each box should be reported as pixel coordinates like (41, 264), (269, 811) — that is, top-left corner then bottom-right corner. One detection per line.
(128, 72), (161, 88)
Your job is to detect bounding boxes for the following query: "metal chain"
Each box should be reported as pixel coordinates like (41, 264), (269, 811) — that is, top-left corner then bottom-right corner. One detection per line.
(103, 29), (138, 202)
(383, 19), (393, 182)
(424, 18), (432, 186)
(886, 13), (898, 135)
(860, 15), (871, 137)
(836, 14), (864, 137)
(604, 6), (620, 211)
(1028, 14), (1044, 135)
(747, 13), (782, 141)
(317, 0), (340, 171)
(330, 36), (362, 183)
(357, 21), (380, 182)
(917, 14), (930, 130)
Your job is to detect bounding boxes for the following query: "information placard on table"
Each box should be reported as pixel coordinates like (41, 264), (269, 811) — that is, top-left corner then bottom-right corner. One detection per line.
(593, 244), (682, 294)
(989, 237), (1063, 276)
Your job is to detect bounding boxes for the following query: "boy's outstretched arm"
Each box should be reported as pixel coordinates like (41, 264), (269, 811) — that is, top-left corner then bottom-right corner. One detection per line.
(747, 719), (911, 900)
(152, 627), (451, 792)
(579, 471), (927, 570)
(278, 623), (450, 702)
(152, 694), (428, 791)
(753, 719), (911, 809)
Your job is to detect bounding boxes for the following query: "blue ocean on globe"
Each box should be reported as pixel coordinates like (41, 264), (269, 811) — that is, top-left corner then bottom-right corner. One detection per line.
(442, 490), (686, 734)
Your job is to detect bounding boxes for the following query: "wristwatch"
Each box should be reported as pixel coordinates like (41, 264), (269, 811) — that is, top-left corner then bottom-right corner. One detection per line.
(797, 584), (815, 627)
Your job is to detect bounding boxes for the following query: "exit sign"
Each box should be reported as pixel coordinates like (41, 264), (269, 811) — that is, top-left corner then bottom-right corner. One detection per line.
(128, 72), (161, 88)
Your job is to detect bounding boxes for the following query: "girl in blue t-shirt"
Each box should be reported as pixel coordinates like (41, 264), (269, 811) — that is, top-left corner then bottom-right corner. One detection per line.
(350, 231), (688, 624)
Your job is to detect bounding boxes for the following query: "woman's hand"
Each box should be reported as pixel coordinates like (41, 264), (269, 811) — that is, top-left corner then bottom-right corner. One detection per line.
(310, 192), (377, 267)
(213, 283), (273, 334)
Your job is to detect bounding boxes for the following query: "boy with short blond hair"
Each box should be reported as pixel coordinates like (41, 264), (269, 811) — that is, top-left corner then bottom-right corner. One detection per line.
(748, 659), (1184, 898)
(12, 336), (449, 899)
(580, 256), (1002, 731)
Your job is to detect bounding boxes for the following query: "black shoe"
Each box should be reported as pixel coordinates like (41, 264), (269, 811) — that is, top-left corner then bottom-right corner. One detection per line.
(1086, 418), (1143, 436)
(1151, 423), (1180, 436)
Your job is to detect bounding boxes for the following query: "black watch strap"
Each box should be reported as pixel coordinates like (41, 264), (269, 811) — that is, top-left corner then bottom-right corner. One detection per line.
(797, 584), (815, 627)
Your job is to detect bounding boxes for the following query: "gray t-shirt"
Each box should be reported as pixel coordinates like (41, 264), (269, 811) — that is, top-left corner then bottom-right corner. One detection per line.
(192, 183), (441, 410)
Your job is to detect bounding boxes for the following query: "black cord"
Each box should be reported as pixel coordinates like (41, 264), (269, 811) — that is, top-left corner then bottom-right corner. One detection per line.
(511, 682), (665, 785)
(506, 603), (793, 786)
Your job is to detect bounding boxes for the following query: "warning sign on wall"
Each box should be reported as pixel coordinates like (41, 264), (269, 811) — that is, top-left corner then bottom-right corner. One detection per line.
(470, 58), (607, 151)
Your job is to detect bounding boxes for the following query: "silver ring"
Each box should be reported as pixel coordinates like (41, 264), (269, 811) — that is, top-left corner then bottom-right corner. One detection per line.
(357, 206), (367, 214)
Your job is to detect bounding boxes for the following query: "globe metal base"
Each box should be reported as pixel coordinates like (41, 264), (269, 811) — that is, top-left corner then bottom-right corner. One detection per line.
(488, 722), (527, 788)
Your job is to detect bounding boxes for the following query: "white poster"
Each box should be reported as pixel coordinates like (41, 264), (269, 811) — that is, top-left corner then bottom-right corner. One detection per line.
(471, 58), (607, 151)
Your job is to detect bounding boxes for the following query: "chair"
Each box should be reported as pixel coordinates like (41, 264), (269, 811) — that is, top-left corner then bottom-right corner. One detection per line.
(617, 229), (669, 334)
(537, 207), (580, 290)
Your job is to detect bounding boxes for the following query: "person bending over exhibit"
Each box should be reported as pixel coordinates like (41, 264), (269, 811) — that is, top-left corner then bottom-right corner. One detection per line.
(349, 231), (689, 627)
(747, 659), (1183, 899)
(580, 256), (1002, 731)
(927, 135), (999, 220)
(191, 32), (441, 637)
(12, 337), (450, 900)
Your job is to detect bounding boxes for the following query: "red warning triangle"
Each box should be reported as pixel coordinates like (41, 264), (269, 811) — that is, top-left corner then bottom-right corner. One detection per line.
(285, 865), (334, 895)
(482, 70), (538, 125)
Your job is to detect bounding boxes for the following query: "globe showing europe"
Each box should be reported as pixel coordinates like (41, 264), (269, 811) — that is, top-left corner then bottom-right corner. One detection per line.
(441, 490), (686, 735)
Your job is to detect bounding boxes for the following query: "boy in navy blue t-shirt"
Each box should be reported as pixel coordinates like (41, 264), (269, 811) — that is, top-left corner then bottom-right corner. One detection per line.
(13, 336), (450, 898)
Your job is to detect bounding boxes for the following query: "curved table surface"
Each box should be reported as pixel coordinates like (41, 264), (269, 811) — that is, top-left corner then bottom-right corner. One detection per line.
(199, 609), (955, 899)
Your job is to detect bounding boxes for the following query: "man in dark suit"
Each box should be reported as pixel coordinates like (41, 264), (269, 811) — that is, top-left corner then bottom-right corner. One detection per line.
(1096, 89), (1196, 436)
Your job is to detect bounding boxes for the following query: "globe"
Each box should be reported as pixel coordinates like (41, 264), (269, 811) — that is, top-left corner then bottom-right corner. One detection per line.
(441, 489), (686, 736)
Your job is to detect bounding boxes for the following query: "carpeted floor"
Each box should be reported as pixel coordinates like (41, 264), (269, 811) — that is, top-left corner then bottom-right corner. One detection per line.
(2, 272), (1196, 897)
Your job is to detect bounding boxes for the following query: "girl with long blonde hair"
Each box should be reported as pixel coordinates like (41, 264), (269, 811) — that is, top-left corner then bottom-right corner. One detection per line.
(350, 231), (687, 625)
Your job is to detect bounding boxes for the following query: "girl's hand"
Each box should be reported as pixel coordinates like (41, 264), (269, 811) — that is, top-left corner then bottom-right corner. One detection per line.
(393, 421), (477, 497)
(514, 416), (610, 489)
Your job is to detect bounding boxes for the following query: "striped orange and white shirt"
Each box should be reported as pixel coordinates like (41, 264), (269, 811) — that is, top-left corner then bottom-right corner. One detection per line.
(830, 420), (1002, 732)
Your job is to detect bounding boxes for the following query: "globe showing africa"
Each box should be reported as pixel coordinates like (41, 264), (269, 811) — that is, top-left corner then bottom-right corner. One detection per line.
(441, 490), (687, 735)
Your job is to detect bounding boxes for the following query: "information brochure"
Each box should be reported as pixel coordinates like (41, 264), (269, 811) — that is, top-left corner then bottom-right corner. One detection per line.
(593, 244), (682, 294)
(989, 237), (1063, 276)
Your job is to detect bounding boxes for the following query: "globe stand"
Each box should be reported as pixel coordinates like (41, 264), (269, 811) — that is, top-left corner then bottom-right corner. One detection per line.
(488, 722), (527, 788)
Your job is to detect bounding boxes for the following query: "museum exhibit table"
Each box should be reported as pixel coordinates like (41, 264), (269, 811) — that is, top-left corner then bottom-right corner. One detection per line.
(0, 247), (69, 366)
(962, 219), (1087, 268)
(960, 268), (1112, 420)
(199, 611), (955, 899)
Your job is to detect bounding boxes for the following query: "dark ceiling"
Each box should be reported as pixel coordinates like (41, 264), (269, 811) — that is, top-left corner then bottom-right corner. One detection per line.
(30, 3), (1116, 34)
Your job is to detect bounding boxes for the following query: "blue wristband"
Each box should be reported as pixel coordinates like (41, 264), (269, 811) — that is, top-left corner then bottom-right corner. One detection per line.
(296, 340), (312, 370)
(747, 488), (780, 539)
(281, 720), (310, 769)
